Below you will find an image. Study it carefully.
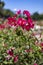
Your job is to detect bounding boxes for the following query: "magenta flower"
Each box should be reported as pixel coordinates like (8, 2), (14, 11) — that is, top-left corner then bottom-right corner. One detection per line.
(40, 42), (43, 46)
(28, 18), (34, 28)
(0, 24), (5, 30)
(8, 17), (17, 26)
(34, 63), (38, 65)
(7, 49), (13, 56)
(14, 55), (18, 63)
(25, 24), (30, 31)
(7, 10), (34, 31)
(23, 10), (30, 17)
(17, 18), (26, 27)
(17, 10), (21, 14)
(17, 18), (22, 26)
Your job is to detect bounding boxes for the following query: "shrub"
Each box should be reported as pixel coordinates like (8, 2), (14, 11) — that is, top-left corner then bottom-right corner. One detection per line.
(0, 10), (43, 65)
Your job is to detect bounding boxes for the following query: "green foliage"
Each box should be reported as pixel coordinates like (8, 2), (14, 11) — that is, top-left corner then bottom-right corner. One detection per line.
(0, 1), (14, 18)
(3, 9), (14, 17)
(0, 1), (5, 8)
(32, 12), (39, 20)
(0, 27), (43, 65)
(32, 12), (43, 21)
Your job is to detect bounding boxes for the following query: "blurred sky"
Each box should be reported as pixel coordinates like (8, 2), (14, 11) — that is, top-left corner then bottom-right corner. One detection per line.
(3, 0), (43, 14)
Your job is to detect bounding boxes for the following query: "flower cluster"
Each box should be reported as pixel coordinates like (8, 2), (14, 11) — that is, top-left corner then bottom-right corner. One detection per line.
(0, 10), (43, 65)
(7, 10), (34, 31)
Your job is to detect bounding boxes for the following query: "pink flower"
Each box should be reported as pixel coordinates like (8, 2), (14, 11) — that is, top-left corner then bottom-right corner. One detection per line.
(0, 24), (5, 30)
(25, 49), (29, 53)
(21, 19), (26, 26)
(25, 24), (30, 31)
(28, 18), (34, 28)
(40, 42), (43, 46)
(23, 10), (30, 17)
(34, 63), (38, 65)
(17, 18), (26, 29)
(17, 18), (22, 26)
(7, 10), (34, 31)
(7, 49), (13, 56)
(17, 10), (21, 14)
(14, 55), (18, 63)
(8, 17), (13, 21)
(8, 17), (17, 26)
